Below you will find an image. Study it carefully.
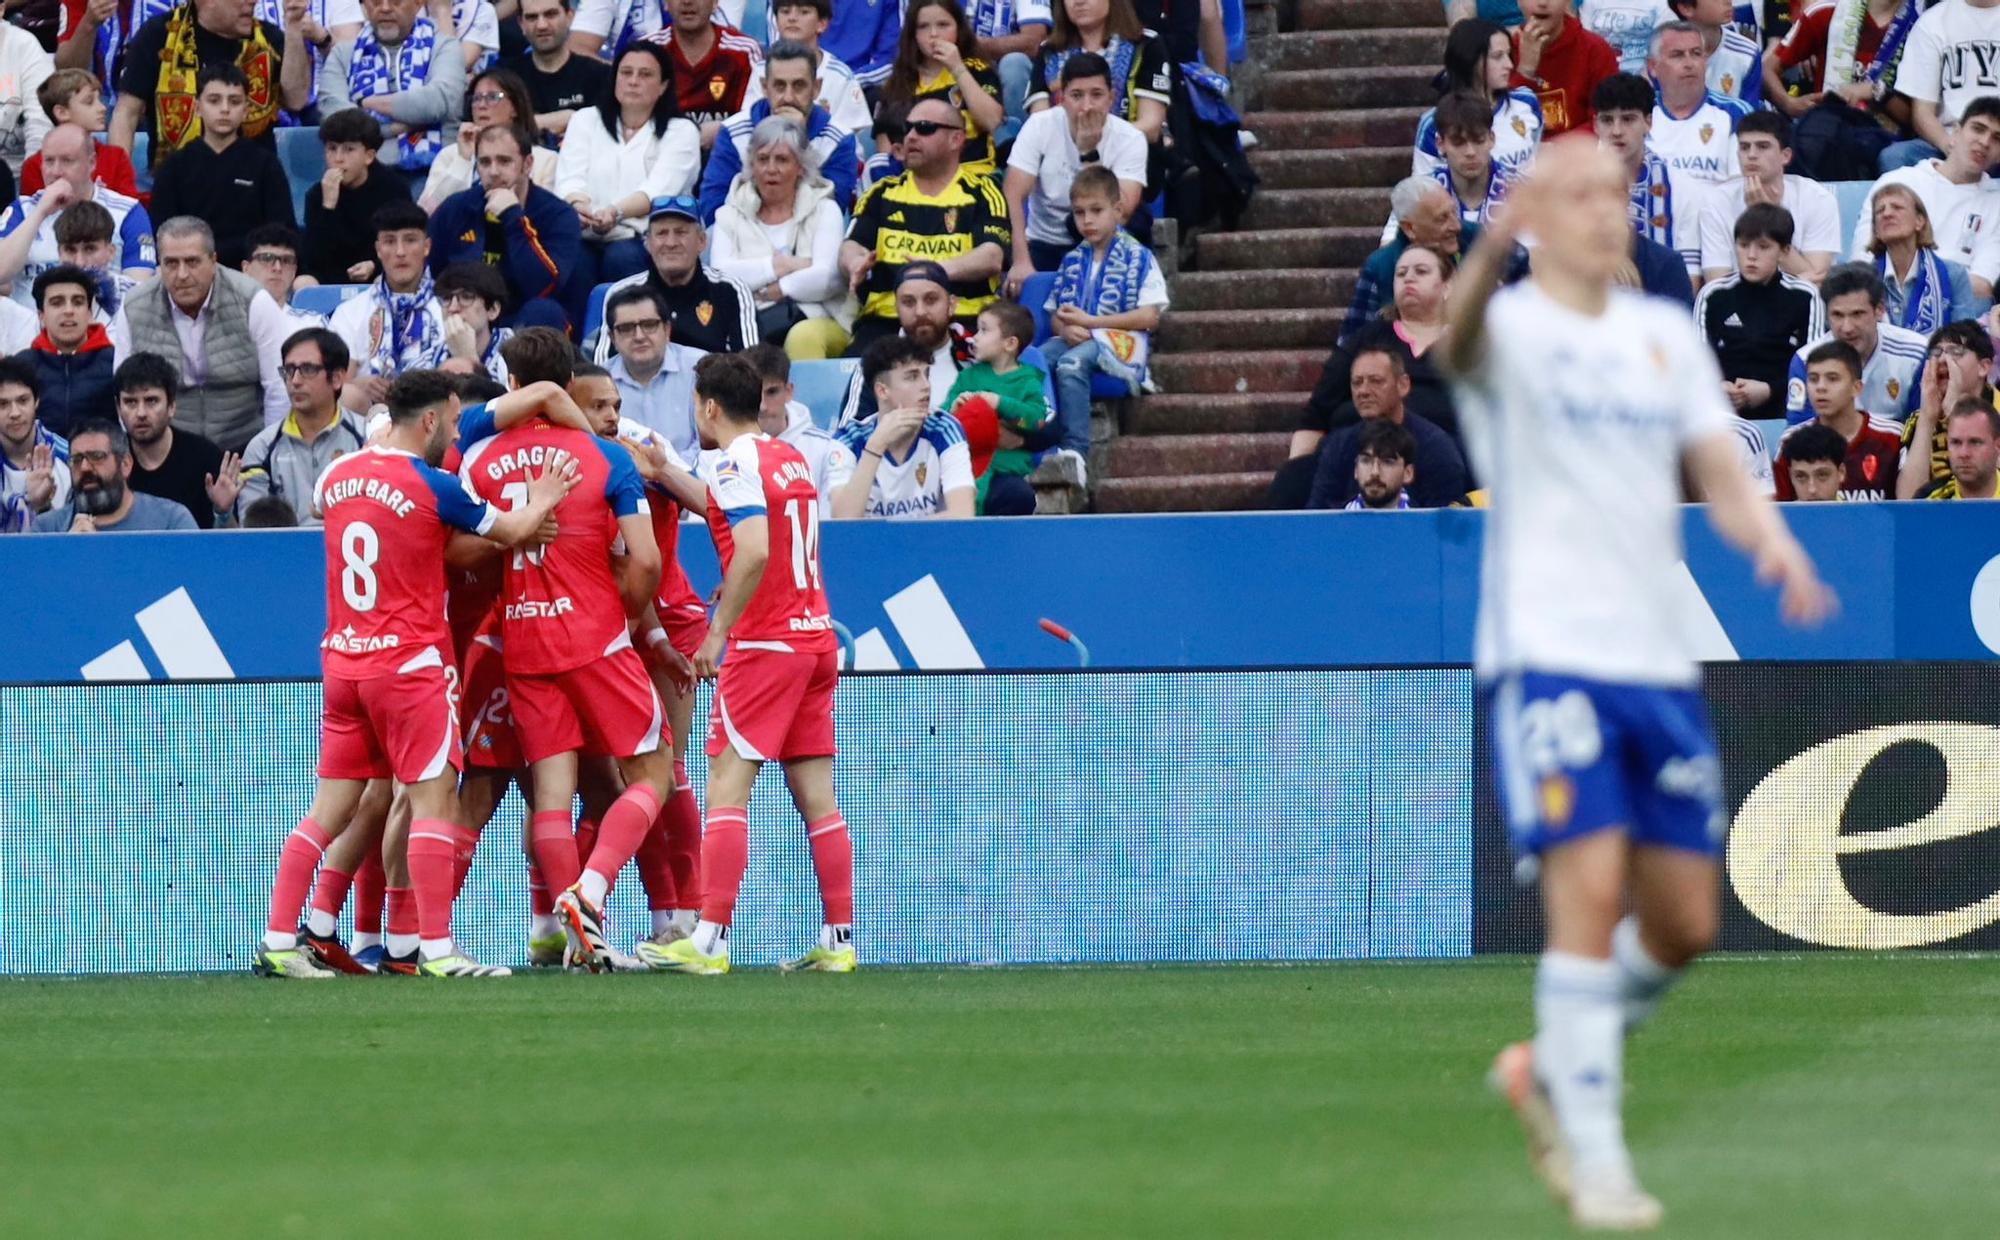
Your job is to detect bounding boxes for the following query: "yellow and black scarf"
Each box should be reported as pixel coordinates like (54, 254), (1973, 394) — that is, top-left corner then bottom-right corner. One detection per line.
(154, 3), (279, 156)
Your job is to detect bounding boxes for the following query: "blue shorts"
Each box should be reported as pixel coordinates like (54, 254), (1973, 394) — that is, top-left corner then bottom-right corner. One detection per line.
(1489, 672), (1724, 857)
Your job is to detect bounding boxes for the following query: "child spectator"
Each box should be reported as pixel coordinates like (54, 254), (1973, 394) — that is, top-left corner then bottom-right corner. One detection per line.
(147, 65), (295, 270)
(436, 261), (513, 384)
(20, 69), (137, 198)
(1418, 92), (1516, 235)
(1038, 165), (1166, 486)
(1696, 112), (1841, 284)
(1775, 339), (1903, 500)
(53, 200), (138, 330)
(1778, 419), (1849, 501)
(944, 299), (1049, 515)
(1694, 203), (1826, 421)
(833, 333), (976, 519)
(1510, 0), (1618, 135)
(302, 108), (414, 287)
(1595, 73), (1707, 284)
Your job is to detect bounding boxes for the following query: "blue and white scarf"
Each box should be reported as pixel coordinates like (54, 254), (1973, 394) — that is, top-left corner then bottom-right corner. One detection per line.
(1434, 160), (1513, 231)
(1881, 247), (1952, 336)
(1344, 491), (1411, 511)
(366, 272), (448, 378)
(1042, 37), (1141, 117)
(611, 0), (668, 55)
(1628, 152), (1673, 251)
(348, 13), (443, 169)
(482, 325), (513, 383)
(1051, 229), (1155, 391)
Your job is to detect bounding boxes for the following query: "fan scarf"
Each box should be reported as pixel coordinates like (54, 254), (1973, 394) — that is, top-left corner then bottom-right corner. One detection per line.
(154, 2), (279, 154)
(347, 12), (442, 169)
(1880, 246), (1951, 336)
(365, 272), (447, 379)
(1051, 228), (1154, 390)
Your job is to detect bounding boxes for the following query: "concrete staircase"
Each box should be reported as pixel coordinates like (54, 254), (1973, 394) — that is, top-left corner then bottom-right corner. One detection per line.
(1094, 0), (1446, 512)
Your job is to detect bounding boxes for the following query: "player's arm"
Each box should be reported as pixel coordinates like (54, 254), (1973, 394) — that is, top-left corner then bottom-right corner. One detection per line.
(445, 529), (504, 568)
(485, 465), (576, 546)
(1440, 205), (1518, 380)
(624, 436), (708, 513)
(1685, 430), (1836, 627)
(615, 511), (663, 619)
(480, 381), (592, 433)
(697, 513), (768, 676)
(632, 601), (696, 695)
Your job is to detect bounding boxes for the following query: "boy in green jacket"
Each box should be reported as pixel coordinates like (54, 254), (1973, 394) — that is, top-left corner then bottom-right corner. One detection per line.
(945, 299), (1051, 515)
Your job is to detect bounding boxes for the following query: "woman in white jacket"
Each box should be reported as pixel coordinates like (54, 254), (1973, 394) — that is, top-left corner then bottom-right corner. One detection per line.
(556, 41), (701, 295)
(709, 114), (856, 359)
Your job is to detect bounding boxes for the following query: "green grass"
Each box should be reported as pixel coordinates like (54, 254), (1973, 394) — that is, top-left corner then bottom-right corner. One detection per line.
(0, 957), (1992, 1238)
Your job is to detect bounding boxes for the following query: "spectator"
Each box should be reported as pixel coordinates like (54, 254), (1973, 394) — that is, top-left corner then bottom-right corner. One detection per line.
(941, 299), (1048, 515)
(1345, 418), (1419, 511)
(239, 223), (323, 336)
(331, 199), (448, 412)
(1669, 0), (1760, 106)
(261, 0), (369, 115)
(1026, 0), (1170, 149)
(320, 0), (469, 174)
(746, 0), (873, 137)
(34, 416), (198, 530)
(865, 94), (912, 187)
(1037, 164), (1163, 481)
(594, 194), (757, 357)
(558, 42), (701, 291)
(1399, 91), (1515, 241)
(1579, 0), (1675, 75)
(20, 70), (138, 198)
(1897, 317), (1995, 496)
(1338, 175), (1465, 349)
(108, 0), (310, 162)
(1779, 419), (1849, 501)
(453, 0), (503, 74)
(1698, 112), (1840, 284)
(834, 332), (975, 518)
(1774, 339), (1902, 499)
(884, 0), (1006, 174)
(743, 341), (857, 516)
(1509, 0), (1617, 135)
(1306, 345), (1468, 510)
(600, 281), (704, 459)
(820, 0), (901, 92)
(418, 67), (558, 208)
(146, 64), (294, 270)
(1882, 0), (2000, 172)
(639, 0), (764, 147)
(0, 354), (68, 514)
(0, 21), (52, 178)
(1445, 0), (1523, 26)
(436, 261), (512, 381)
(1785, 262), (1929, 425)
(1596, 73), (1705, 283)
(1695, 204), (1826, 422)
(1004, 52), (1148, 282)
(843, 261), (973, 424)
(1764, 0), (1914, 182)
(840, 95), (1009, 355)
(113, 215), (291, 451)
(16, 264), (119, 437)
(239, 325), (369, 521)
(1865, 182), (1982, 336)
(1849, 96), (2000, 301)
(115, 350), (239, 527)
(49, 201), (138, 345)
(428, 122), (579, 327)
(1419, 20), (1545, 177)
(302, 108), (415, 286)
(0, 124), (155, 311)
(1647, 20), (1749, 185)
(241, 494), (298, 525)
(1133, 0), (1225, 73)
(1929, 398), (2000, 498)
(955, 0), (1046, 141)
(708, 114), (854, 357)
(508, 0), (610, 145)
(701, 40), (861, 223)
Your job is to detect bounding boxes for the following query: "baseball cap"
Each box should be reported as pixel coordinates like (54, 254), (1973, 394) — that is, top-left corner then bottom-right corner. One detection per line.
(646, 194), (701, 224)
(895, 260), (951, 291)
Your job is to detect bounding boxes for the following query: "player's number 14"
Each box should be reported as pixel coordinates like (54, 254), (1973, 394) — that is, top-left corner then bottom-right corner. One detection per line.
(786, 499), (821, 592)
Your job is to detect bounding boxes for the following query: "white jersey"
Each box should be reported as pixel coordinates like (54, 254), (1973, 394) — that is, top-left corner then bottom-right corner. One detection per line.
(1454, 283), (1734, 687)
(1847, 160), (2000, 282)
(1413, 88), (1545, 178)
(1651, 97), (1744, 184)
(1698, 174), (1844, 272)
(1580, 0), (1678, 73)
(1706, 25), (1763, 105)
(779, 401), (856, 517)
(1784, 323), (1930, 423)
(832, 411), (973, 519)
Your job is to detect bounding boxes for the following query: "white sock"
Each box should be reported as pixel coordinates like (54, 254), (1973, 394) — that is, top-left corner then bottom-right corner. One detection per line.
(530, 914), (560, 940)
(352, 931), (382, 952)
(1611, 917), (1680, 1034)
(420, 937), (456, 961)
(821, 923), (852, 950)
(386, 932), (420, 958)
(651, 909), (677, 936)
(692, 919), (728, 955)
(670, 909), (698, 935)
(1534, 951), (1631, 1180)
(263, 930), (297, 951)
(305, 909), (338, 938)
(579, 870), (610, 908)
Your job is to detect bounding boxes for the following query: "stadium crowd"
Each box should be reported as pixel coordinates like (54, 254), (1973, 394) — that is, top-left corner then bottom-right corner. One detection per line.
(0, 0), (1249, 532)
(1282, 0), (2000, 512)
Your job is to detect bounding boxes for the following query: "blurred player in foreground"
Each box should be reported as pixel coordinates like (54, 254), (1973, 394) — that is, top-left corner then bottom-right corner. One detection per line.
(1443, 137), (1835, 1230)
(640, 354), (856, 976)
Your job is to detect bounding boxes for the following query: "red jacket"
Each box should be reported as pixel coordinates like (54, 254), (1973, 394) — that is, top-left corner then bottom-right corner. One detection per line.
(1511, 17), (1619, 136)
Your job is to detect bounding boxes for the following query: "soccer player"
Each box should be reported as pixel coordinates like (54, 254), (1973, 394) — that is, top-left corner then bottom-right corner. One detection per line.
(639, 353), (855, 976)
(457, 327), (675, 973)
(1445, 137), (1833, 1229)
(254, 370), (576, 980)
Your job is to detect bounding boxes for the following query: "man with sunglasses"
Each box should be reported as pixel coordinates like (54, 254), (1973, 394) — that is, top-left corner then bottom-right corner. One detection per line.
(238, 326), (369, 525)
(604, 280), (705, 460)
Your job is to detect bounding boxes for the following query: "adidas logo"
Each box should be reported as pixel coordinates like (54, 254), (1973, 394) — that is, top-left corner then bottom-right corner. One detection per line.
(846, 573), (982, 670)
(82, 587), (235, 680)
(1723, 313), (1742, 327)
(887, 210), (906, 223)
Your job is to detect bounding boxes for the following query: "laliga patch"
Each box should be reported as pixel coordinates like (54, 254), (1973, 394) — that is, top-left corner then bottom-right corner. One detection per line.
(1787, 377), (1806, 409)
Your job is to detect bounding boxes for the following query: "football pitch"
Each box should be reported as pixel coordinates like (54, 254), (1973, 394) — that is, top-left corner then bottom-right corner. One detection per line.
(1, 956), (1991, 1239)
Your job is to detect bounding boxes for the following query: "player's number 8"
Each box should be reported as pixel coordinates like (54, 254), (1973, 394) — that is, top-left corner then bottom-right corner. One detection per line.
(341, 521), (380, 611)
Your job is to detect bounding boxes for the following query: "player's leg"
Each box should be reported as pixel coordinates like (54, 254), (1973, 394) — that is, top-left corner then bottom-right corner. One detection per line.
(298, 777), (391, 974)
(640, 743), (757, 975)
(378, 789), (422, 974)
(405, 771), (510, 977)
(777, 756), (855, 973)
(255, 775), (370, 977)
(1618, 847), (1721, 1032)
(636, 662), (704, 946)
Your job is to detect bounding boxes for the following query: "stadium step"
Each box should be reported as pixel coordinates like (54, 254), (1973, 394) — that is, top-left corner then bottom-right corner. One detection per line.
(1299, 0), (1447, 30)
(1257, 27), (1447, 71)
(1238, 186), (1391, 231)
(1158, 307), (1340, 351)
(1238, 107), (1428, 152)
(1196, 226), (1382, 272)
(1125, 391), (1314, 435)
(1150, 350), (1326, 395)
(1095, 471), (1278, 512)
(1249, 146), (1412, 189)
(1167, 269), (1356, 312)
(1260, 65), (1437, 111)
(1107, 432), (1292, 477)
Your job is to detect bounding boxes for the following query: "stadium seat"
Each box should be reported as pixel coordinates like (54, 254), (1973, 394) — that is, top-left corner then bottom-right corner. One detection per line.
(277, 127), (325, 227)
(131, 131), (151, 193)
(1831, 180), (1872, 257)
(581, 281), (612, 349)
(1021, 272), (1057, 343)
(1750, 417), (1787, 462)
(293, 283), (367, 317)
(792, 358), (858, 430)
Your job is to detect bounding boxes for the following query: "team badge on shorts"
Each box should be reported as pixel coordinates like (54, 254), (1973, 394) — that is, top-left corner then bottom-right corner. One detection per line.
(1538, 773), (1576, 829)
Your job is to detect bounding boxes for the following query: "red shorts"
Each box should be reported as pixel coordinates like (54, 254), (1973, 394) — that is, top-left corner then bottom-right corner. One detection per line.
(509, 647), (664, 764)
(706, 645), (838, 762)
(318, 663), (462, 784)
(659, 599), (710, 659)
(460, 636), (522, 770)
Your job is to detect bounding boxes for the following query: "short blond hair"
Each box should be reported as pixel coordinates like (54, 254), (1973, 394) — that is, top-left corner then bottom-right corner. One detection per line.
(1867, 183), (1937, 258)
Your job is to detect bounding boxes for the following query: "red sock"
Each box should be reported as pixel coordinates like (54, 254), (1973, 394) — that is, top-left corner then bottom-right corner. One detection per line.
(584, 784), (664, 886)
(665, 762), (703, 908)
(310, 864), (354, 922)
(530, 810), (580, 896)
(355, 849), (386, 935)
(528, 865), (553, 916)
(266, 818), (331, 935)
(574, 817), (600, 868)
(408, 819), (469, 943)
(635, 813), (677, 910)
(386, 886), (418, 937)
(453, 833), (477, 900)
(805, 812), (854, 925)
(698, 806), (750, 926)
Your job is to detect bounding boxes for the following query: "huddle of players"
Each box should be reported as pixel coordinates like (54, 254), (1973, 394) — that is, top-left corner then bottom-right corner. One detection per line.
(252, 327), (852, 979)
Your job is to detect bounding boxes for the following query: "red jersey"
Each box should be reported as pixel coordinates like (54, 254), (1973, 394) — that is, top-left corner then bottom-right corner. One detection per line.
(458, 405), (651, 676)
(643, 22), (763, 127)
(615, 418), (707, 619)
(1511, 17), (1618, 136)
(1774, 417), (1904, 501)
(314, 446), (499, 679)
(699, 433), (835, 652)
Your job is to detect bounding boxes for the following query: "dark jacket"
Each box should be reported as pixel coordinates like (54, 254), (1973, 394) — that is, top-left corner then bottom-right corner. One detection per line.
(1304, 322), (1458, 445)
(148, 138), (294, 268)
(301, 165), (413, 286)
(428, 182), (581, 314)
(1694, 271), (1825, 421)
(14, 327), (117, 438)
(1307, 408), (1469, 510)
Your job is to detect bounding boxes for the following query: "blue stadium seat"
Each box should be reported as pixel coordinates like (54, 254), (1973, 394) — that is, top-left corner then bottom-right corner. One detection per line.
(581, 281), (612, 348)
(293, 283), (367, 317)
(1750, 417), (1787, 462)
(792, 358), (859, 430)
(131, 131), (151, 193)
(1831, 180), (1873, 257)
(1020, 271), (1057, 343)
(277, 127), (325, 228)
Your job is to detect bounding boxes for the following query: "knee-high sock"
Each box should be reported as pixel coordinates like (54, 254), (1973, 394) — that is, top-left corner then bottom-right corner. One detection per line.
(664, 759), (703, 909)
(530, 810), (580, 898)
(1535, 952), (1631, 1179)
(574, 817), (600, 869)
(408, 819), (472, 950)
(1611, 917), (1680, 1034)
(264, 819), (331, 945)
(635, 813), (677, 911)
(385, 886), (418, 956)
(698, 807), (750, 928)
(354, 848), (386, 935)
(528, 864), (553, 916)
(306, 863), (353, 937)
(452, 832), (477, 901)
(579, 784), (664, 905)
(805, 812), (853, 926)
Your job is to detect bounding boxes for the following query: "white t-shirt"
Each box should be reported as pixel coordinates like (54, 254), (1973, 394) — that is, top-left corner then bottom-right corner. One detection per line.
(832, 411), (975, 519)
(1452, 282), (1734, 687)
(1650, 99), (1742, 184)
(1896, 0), (2000, 127)
(1698, 174), (1843, 272)
(1006, 108), (1149, 247)
(1580, 0), (1678, 73)
(780, 401), (857, 517)
(1848, 160), (2000, 281)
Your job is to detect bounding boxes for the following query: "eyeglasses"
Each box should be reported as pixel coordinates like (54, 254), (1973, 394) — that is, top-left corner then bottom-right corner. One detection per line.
(248, 251), (296, 266)
(612, 317), (665, 336)
(1935, 343), (1974, 360)
(279, 362), (327, 379)
(72, 449), (116, 464)
(470, 91), (510, 104)
(905, 119), (955, 136)
(440, 290), (487, 307)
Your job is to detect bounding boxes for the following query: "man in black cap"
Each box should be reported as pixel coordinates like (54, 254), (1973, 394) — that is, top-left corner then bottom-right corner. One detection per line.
(842, 259), (977, 422)
(594, 194), (759, 360)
